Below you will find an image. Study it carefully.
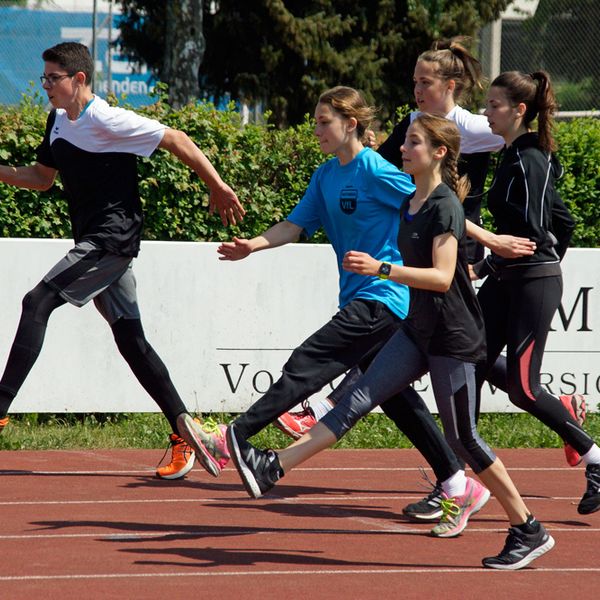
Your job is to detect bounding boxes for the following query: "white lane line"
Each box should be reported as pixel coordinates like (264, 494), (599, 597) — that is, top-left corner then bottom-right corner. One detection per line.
(0, 494), (586, 506)
(0, 466), (583, 475)
(0, 494), (588, 506)
(0, 526), (599, 541)
(1, 567), (600, 582)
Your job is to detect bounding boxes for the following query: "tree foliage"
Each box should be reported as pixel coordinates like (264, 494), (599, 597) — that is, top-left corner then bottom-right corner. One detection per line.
(1, 93), (599, 247)
(116, 0), (205, 107)
(116, 0), (510, 125)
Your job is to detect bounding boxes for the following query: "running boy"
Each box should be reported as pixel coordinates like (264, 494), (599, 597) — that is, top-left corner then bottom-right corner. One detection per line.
(0, 42), (243, 471)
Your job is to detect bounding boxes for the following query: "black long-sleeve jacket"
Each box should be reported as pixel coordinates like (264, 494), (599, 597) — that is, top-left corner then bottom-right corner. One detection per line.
(475, 132), (575, 280)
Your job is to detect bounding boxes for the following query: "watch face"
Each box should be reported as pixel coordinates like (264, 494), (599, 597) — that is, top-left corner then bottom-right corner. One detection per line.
(379, 262), (391, 277)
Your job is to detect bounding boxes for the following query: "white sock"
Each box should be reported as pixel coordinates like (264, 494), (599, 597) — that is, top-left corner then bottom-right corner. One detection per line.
(311, 398), (335, 421)
(582, 444), (600, 465)
(441, 470), (467, 498)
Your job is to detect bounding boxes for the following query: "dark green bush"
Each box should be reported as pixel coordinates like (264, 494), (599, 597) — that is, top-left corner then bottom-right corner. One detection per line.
(554, 117), (600, 247)
(1, 92), (599, 246)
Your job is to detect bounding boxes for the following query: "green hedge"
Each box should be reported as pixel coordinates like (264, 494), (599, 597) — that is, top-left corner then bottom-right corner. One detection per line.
(1, 91), (599, 247)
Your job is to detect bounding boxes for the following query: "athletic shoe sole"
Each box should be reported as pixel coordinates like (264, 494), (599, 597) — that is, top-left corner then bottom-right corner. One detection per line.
(483, 535), (555, 570)
(274, 418), (302, 441)
(432, 487), (491, 538)
(226, 425), (263, 499)
(156, 453), (195, 480)
(176, 413), (221, 478)
(404, 508), (444, 521)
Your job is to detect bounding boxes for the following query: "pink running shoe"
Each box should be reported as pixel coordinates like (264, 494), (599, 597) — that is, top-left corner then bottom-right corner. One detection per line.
(176, 413), (230, 477)
(560, 394), (587, 467)
(431, 477), (491, 538)
(274, 401), (317, 440)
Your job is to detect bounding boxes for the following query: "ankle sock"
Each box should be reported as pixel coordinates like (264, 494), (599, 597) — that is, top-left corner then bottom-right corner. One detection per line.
(311, 398), (334, 421)
(582, 444), (600, 466)
(515, 514), (540, 534)
(441, 470), (467, 498)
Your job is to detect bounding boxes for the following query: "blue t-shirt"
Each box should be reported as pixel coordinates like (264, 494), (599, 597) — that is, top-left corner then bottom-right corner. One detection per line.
(288, 147), (415, 318)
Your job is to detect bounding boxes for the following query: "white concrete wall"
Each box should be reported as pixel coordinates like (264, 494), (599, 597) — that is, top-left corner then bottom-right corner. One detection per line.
(0, 239), (598, 414)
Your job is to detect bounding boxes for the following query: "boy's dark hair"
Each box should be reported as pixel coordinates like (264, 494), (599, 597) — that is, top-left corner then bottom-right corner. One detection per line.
(42, 42), (94, 86)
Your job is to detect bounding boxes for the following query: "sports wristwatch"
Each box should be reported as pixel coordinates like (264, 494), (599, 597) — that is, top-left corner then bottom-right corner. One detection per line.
(378, 262), (392, 280)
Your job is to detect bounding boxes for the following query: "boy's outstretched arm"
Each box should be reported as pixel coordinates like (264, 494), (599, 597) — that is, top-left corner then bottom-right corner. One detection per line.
(0, 163), (57, 191)
(159, 128), (245, 226)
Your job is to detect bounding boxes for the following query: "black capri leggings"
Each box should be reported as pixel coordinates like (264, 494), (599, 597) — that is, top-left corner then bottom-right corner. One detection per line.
(476, 274), (594, 455)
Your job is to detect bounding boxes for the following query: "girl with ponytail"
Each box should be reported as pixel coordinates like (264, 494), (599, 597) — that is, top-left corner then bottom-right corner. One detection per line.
(378, 36), (504, 264)
(230, 114), (555, 571)
(468, 71), (600, 517)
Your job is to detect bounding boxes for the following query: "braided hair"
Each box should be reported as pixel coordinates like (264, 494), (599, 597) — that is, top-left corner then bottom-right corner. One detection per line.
(412, 114), (470, 202)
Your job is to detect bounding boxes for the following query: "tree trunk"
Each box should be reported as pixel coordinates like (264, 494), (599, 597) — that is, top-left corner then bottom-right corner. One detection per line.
(164, 0), (204, 108)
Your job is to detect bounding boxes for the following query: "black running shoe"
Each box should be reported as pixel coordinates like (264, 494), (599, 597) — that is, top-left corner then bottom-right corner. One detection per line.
(578, 463), (600, 514)
(402, 481), (444, 521)
(482, 522), (555, 570)
(226, 423), (284, 498)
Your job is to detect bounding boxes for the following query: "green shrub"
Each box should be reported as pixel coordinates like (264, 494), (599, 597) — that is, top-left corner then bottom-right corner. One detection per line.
(1, 93), (599, 247)
(554, 118), (600, 247)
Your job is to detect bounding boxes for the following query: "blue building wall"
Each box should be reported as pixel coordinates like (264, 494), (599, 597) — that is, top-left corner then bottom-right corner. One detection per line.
(0, 7), (155, 107)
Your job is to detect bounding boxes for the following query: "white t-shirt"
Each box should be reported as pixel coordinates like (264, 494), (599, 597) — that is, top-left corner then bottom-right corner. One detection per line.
(49, 95), (166, 157)
(410, 105), (504, 154)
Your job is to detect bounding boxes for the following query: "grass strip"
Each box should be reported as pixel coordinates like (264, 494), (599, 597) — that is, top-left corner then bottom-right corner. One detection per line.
(1, 412), (598, 452)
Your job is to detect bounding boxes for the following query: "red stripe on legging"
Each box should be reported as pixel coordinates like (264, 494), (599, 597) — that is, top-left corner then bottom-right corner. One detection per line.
(519, 340), (536, 401)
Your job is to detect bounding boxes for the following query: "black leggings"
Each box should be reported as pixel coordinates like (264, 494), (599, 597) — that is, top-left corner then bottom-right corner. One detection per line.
(0, 281), (66, 408)
(476, 275), (594, 455)
(0, 281), (187, 432)
(234, 299), (462, 482)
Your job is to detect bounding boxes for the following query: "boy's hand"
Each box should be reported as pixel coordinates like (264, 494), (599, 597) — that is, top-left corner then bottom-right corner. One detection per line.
(209, 183), (246, 226)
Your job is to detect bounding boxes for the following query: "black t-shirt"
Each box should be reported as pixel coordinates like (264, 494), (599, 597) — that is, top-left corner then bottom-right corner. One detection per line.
(377, 110), (502, 263)
(36, 97), (165, 256)
(398, 183), (486, 363)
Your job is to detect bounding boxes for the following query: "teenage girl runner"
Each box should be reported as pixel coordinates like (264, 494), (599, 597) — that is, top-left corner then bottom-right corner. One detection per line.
(212, 86), (490, 533)
(467, 70), (600, 515)
(276, 38), (586, 496)
(228, 114), (556, 570)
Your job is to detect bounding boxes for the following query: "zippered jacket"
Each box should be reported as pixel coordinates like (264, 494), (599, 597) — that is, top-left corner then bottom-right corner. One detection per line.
(474, 132), (575, 280)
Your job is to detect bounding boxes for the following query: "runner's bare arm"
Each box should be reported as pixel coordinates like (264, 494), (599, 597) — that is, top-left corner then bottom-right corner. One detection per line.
(0, 162), (56, 190)
(159, 128), (245, 226)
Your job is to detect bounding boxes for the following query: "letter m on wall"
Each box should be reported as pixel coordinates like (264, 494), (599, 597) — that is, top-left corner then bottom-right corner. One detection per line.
(552, 287), (593, 332)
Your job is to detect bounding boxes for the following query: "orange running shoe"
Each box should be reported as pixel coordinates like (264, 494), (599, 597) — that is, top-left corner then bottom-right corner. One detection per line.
(0, 416), (9, 433)
(560, 394), (587, 467)
(156, 433), (195, 479)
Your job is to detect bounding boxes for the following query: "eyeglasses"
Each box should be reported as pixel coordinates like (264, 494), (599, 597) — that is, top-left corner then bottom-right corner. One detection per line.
(39, 73), (74, 86)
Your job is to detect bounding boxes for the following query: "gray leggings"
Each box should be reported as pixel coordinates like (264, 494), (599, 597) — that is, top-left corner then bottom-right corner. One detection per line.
(321, 327), (496, 474)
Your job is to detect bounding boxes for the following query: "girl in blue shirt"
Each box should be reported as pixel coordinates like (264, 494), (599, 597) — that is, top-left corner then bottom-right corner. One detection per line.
(228, 114), (555, 571)
(216, 87), (480, 530)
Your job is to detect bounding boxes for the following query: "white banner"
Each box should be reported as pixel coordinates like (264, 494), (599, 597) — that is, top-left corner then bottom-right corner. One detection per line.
(0, 239), (597, 414)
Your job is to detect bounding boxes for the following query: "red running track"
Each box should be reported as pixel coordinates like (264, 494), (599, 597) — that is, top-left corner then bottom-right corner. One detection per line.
(0, 448), (598, 599)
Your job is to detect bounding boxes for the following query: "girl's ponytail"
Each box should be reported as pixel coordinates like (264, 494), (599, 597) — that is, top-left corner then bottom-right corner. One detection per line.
(530, 71), (558, 153)
(491, 70), (558, 152)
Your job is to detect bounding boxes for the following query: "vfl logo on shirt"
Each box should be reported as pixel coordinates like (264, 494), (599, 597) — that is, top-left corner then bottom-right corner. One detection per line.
(339, 185), (358, 214)
(411, 232), (420, 239)
(53, 126), (60, 135)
